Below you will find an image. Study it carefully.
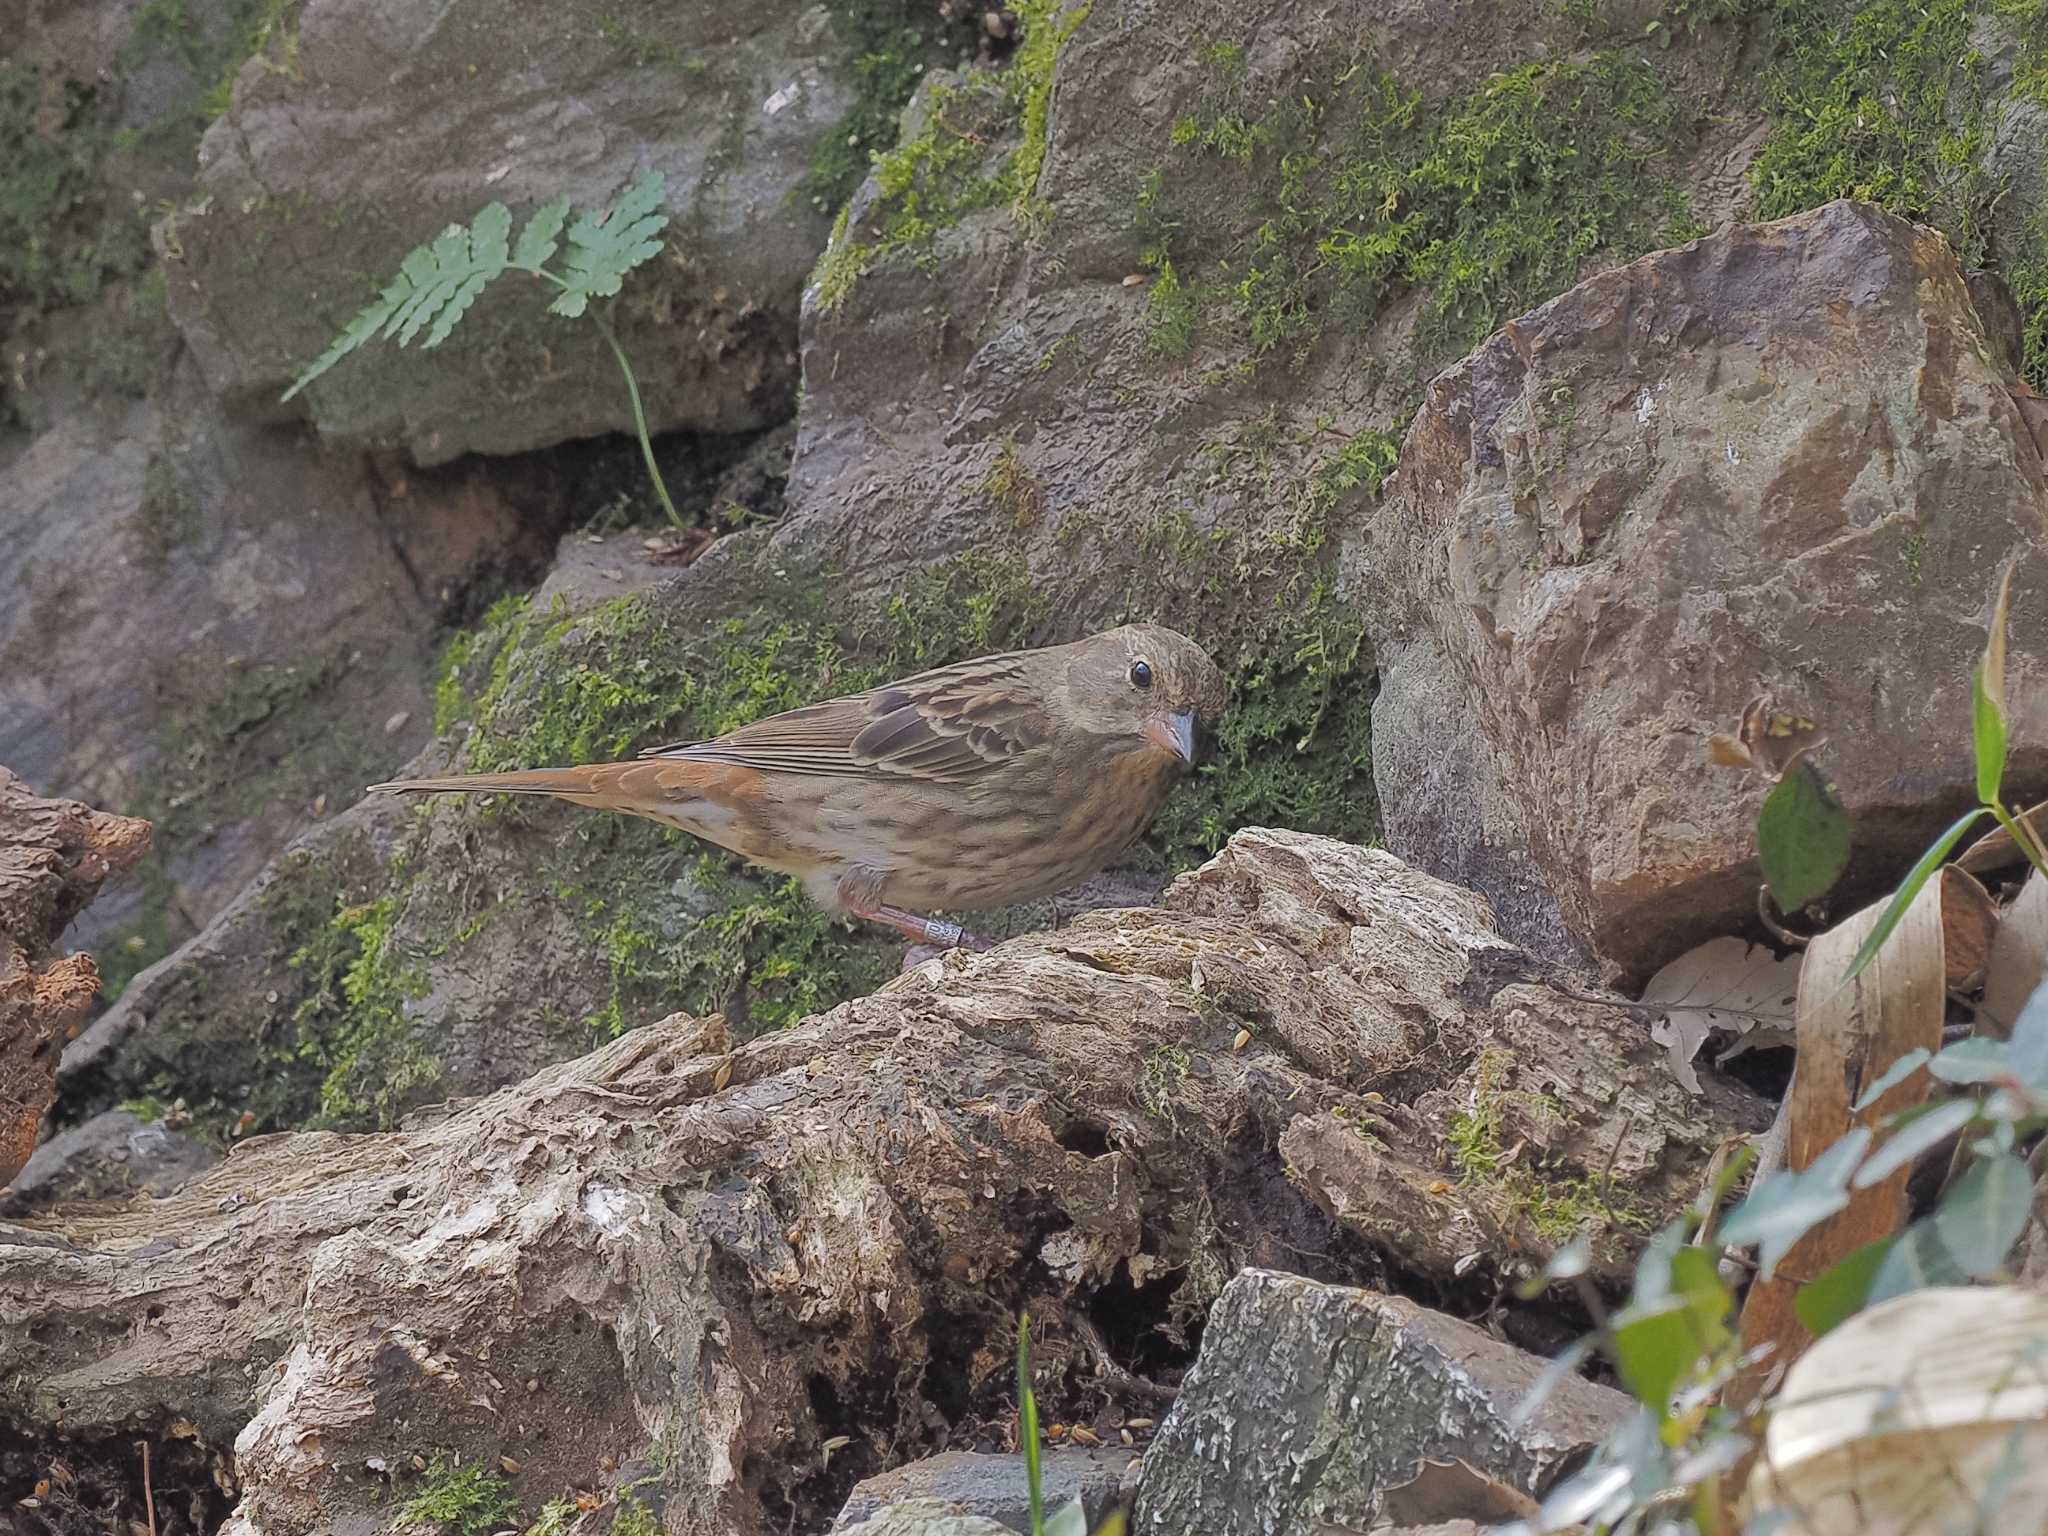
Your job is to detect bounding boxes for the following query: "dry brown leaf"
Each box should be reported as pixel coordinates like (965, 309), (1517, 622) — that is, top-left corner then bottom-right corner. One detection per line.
(1938, 865), (2000, 990)
(1732, 875), (1946, 1412)
(1956, 795), (2048, 875)
(1983, 869), (2048, 1036)
(1744, 1287), (2048, 1534)
(1379, 1458), (1540, 1524)
(1641, 937), (1802, 1095)
(1708, 694), (1830, 780)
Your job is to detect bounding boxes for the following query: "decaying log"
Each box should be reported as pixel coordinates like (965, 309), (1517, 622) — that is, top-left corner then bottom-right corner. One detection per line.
(0, 767), (153, 1185)
(0, 831), (1765, 1536)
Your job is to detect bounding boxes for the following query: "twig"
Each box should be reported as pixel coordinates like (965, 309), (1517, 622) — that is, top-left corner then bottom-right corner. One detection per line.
(139, 1442), (157, 1536)
(1757, 885), (1811, 949)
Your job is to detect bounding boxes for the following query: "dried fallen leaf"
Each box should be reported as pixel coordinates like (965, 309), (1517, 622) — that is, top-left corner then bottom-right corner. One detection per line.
(1641, 937), (1802, 1095)
(1938, 865), (1999, 990)
(712, 1059), (733, 1092)
(1745, 1286), (2048, 1531)
(1380, 1458), (1540, 1524)
(1983, 869), (2048, 1035)
(1069, 1425), (1101, 1446)
(1231, 1028), (1251, 1051)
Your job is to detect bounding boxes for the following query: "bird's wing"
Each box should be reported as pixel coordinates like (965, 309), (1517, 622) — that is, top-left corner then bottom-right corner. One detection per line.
(642, 652), (1051, 783)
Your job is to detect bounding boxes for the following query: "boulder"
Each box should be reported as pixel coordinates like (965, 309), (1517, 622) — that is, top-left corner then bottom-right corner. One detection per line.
(4, 830), (1757, 1536)
(160, 0), (940, 460)
(0, 359), (565, 972)
(1359, 200), (2048, 981)
(833, 1450), (1128, 1533)
(1135, 1271), (1630, 1535)
(0, 1108), (219, 1215)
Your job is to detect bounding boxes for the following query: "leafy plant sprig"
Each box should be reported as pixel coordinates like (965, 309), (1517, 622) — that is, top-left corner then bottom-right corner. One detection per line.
(1016, 1315), (1126, 1536)
(283, 171), (684, 528)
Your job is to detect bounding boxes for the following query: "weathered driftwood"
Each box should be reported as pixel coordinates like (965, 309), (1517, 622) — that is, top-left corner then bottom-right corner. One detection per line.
(0, 767), (152, 1185)
(0, 831), (1765, 1536)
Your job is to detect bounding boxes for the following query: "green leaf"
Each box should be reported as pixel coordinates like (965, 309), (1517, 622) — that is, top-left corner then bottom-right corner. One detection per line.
(1866, 1216), (1965, 1305)
(1933, 1152), (2034, 1276)
(1929, 1036), (2014, 1084)
(1612, 1298), (1708, 1419)
(2010, 977), (2048, 1090)
(1794, 1236), (1894, 1337)
(1516, 1234), (1591, 1298)
(1758, 759), (1852, 912)
(1018, 1315), (1044, 1535)
(1844, 807), (1990, 982)
(1850, 1098), (1978, 1188)
(513, 196), (571, 269)
(280, 288), (398, 401)
(284, 201), (518, 399)
(549, 169), (670, 319)
(1044, 1499), (1089, 1536)
(1975, 660), (2009, 807)
(1975, 563), (2016, 806)
(1851, 1047), (1930, 1110)
(1611, 1244), (1731, 1421)
(1719, 1126), (1872, 1279)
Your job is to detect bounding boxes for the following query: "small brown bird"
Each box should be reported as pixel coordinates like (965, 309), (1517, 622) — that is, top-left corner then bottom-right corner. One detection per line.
(369, 624), (1226, 951)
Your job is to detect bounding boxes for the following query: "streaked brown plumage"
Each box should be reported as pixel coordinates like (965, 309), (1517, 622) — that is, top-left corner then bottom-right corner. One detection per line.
(368, 624), (1227, 950)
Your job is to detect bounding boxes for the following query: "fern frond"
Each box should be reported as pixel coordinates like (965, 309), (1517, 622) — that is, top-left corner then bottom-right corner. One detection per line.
(547, 171), (670, 319)
(512, 197), (571, 271)
(281, 202), (514, 401)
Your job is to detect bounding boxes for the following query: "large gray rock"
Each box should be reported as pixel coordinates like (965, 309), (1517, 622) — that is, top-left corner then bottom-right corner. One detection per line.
(833, 1451), (1128, 1533)
(833, 1500), (1016, 1536)
(0, 1109), (219, 1215)
(1135, 1271), (1631, 1535)
(1358, 201), (2048, 981)
(0, 359), (561, 970)
(162, 0), (886, 460)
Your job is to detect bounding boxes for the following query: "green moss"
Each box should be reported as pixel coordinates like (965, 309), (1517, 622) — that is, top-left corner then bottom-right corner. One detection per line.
(1448, 1051), (1652, 1247)
(608, 1499), (662, 1536)
(525, 1499), (578, 1536)
(1742, 0), (2048, 388)
(1140, 45), (1702, 372)
(811, 0), (1092, 312)
(590, 6), (711, 77)
(395, 1455), (520, 1536)
(286, 893), (443, 1128)
(1138, 1044), (1192, 1127)
(1748, 0), (1993, 257)
(977, 434), (1046, 529)
(800, 1), (985, 216)
(118, 1096), (169, 1124)
(0, 61), (152, 327)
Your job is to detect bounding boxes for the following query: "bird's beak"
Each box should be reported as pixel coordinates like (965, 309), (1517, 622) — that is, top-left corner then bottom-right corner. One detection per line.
(1144, 709), (1197, 765)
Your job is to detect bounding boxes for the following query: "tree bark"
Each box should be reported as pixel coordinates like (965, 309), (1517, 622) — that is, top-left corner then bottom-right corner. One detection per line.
(0, 830), (1766, 1536)
(0, 767), (152, 1185)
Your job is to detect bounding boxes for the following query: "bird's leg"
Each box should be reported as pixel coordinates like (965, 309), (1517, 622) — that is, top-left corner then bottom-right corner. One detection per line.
(836, 868), (994, 953)
(867, 903), (996, 953)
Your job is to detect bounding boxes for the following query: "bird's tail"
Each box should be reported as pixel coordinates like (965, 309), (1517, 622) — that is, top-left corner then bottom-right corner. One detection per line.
(367, 762), (674, 810)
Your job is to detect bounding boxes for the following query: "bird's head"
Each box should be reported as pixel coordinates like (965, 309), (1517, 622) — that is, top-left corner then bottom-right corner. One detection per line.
(1064, 623), (1228, 768)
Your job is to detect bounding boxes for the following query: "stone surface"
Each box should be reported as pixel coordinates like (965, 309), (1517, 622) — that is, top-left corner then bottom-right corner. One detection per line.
(1135, 1271), (1630, 1535)
(0, 1108), (219, 1215)
(1359, 200), (2048, 981)
(6, 831), (1753, 1536)
(0, 359), (564, 966)
(836, 1500), (1017, 1536)
(162, 0), (872, 461)
(833, 1450), (1128, 1533)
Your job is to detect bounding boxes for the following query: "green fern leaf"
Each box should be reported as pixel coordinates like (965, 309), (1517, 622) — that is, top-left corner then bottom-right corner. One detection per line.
(548, 170), (669, 319)
(281, 202), (516, 401)
(512, 197), (571, 270)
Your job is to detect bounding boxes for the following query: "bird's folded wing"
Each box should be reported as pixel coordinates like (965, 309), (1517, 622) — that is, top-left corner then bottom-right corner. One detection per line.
(642, 654), (1049, 783)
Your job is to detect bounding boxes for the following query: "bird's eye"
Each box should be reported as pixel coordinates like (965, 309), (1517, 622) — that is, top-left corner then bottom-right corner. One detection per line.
(1129, 659), (1153, 691)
